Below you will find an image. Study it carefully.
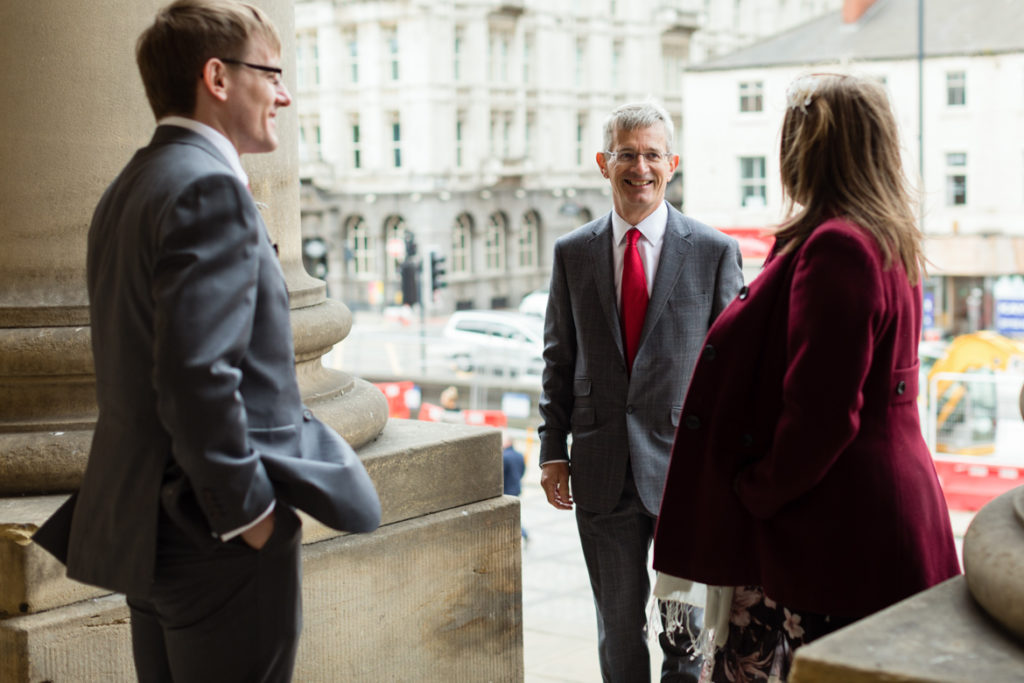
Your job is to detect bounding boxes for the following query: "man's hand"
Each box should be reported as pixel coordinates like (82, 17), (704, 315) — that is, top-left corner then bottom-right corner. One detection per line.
(540, 462), (573, 510)
(240, 510), (275, 550)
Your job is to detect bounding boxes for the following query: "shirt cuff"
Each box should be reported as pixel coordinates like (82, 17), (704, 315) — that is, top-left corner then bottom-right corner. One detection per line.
(219, 500), (276, 541)
(541, 459), (569, 466)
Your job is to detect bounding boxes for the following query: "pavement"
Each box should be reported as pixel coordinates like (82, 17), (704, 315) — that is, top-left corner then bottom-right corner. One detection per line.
(517, 457), (667, 683)
(516, 444), (977, 683)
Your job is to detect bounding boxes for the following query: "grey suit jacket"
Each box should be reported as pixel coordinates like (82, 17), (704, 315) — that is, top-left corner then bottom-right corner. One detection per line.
(538, 203), (743, 515)
(34, 126), (379, 597)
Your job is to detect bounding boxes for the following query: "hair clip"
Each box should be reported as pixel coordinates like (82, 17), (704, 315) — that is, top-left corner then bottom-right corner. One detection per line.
(786, 75), (821, 114)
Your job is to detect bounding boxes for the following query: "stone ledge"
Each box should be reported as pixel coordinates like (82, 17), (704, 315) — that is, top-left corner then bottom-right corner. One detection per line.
(0, 496), (523, 682)
(0, 418), (501, 616)
(791, 576), (1024, 682)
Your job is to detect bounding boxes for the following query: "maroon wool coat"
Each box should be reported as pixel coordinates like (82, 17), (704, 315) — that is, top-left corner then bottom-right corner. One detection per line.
(653, 218), (960, 618)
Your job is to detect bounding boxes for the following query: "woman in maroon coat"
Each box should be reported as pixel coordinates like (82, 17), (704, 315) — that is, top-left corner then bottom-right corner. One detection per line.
(653, 74), (960, 681)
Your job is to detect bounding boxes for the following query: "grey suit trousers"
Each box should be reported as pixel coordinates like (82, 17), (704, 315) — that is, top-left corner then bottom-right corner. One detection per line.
(127, 505), (303, 683)
(576, 466), (702, 683)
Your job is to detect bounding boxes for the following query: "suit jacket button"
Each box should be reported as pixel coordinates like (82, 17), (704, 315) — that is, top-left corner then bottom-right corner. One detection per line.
(302, 408), (313, 421)
(703, 344), (717, 361)
(741, 433), (753, 447)
(738, 286), (750, 300)
(626, 404), (634, 415)
(684, 415), (701, 430)
(896, 380), (906, 395)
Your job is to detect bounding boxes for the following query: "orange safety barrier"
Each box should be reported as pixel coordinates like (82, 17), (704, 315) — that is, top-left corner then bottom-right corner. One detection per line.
(463, 409), (508, 428)
(374, 381), (415, 419)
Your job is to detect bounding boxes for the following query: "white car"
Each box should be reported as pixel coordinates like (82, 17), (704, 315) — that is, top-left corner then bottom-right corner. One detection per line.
(442, 310), (545, 378)
(518, 288), (549, 317)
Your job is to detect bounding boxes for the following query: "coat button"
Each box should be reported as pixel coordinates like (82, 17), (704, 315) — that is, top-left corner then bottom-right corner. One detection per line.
(703, 344), (717, 361)
(302, 408), (313, 421)
(738, 286), (750, 300)
(684, 415), (701, 430)
(626, 404), (634, 415)
(896, 381), (906, 395)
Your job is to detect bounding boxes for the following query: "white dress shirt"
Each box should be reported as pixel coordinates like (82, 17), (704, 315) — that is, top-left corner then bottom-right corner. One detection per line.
(611, 200), (669, 306)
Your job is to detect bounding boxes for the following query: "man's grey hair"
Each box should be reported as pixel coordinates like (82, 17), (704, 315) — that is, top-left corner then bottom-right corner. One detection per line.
(602, 101), (675, 154)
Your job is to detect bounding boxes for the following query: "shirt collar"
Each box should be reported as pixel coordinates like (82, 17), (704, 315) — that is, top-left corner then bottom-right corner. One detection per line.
(612, 201), (669, 247)
(157, 116), (249, 187)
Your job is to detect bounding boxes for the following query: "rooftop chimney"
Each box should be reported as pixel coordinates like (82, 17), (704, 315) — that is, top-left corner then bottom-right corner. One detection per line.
(842, 0), (877, 23)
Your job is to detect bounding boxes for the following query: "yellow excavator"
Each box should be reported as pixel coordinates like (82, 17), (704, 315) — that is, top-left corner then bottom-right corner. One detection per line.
(927, 331), (1024, 455)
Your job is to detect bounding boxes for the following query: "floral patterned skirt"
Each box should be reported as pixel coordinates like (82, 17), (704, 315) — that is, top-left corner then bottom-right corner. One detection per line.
(710, 586), (856, 683)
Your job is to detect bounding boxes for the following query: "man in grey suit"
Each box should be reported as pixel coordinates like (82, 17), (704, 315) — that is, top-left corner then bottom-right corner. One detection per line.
(32, 2), (379, 681)
(539, 101), (743, 682)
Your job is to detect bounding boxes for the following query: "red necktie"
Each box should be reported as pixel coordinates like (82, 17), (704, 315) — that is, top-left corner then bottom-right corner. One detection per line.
(621, 228), (648, 375)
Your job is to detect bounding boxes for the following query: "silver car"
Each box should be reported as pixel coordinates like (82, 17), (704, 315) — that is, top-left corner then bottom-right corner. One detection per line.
(442, 310), (544, 378)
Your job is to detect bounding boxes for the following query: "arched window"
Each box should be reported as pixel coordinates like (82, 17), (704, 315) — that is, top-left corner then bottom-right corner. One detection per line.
(451, 212), (473, 274)
(346, 215), (373, 277)
(383, 215), (406, 280)
(518, 210), (541, 269)
(485, 211), (507, 273)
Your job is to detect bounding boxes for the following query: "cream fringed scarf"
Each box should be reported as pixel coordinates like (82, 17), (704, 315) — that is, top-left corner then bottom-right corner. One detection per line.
(652, 573), (735, 682)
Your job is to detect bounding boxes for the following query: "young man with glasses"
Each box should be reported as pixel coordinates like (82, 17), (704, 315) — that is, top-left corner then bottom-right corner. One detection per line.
(539, 101), (743, 682)
(33, 2), (379, 681)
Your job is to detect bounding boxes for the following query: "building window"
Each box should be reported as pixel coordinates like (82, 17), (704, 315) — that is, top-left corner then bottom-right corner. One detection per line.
(739, 156), (766, 207)
(383, 215), (405, 280)
(454, 26), (464, 82)
(452, 213), (473, 274)
(523, 33), (534, 84)
(739, 81), (764, 112)
(946, 71), (966, 106)
(346, 30), (358, 83)
(351, 120), (361, 170)
(384, 27), (399, 81)
(519, 211), (540, 268)
(946, 152), (967, 205)
(391, 117), (402, 168)
(299, 117), (321, 162)
(661, 42), (685, 95)
(503, 114), (512, 158)
(490, 30), (510, 83)
(296, 31), (319, 90)
(347, 216), (373, 276)
(525, 112), (536, 161)
(485, 212), (507, 272)
(611, 40), (623, 90)
(455, 115), (464, 168)
(576, 113), (586, 166)
(575, 37), (587, 88)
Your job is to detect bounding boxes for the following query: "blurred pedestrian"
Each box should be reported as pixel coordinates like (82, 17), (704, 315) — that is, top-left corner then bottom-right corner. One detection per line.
(438, 385), (463, 423)
(502, 435), (527, 540)
(653, 73), (961, 682)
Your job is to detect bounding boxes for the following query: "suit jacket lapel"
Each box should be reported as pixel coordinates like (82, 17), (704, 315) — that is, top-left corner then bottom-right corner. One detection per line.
(588, 215), (624, 358)
(642, 208), (691, 344)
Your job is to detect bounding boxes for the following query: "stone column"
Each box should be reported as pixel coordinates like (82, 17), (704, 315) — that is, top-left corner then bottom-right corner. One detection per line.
(0, 0), (387, 496)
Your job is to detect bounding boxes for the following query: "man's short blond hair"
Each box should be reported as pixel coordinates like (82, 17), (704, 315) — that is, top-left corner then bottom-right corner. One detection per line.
(136, 0), (282, 119)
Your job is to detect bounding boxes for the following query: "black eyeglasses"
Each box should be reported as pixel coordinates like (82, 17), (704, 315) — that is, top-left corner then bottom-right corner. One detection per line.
(219, 58), (283, 76)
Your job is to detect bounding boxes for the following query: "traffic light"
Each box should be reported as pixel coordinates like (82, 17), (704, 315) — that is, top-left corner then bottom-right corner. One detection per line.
(400, 258), (419, 306)
(430, 251), (447, 292)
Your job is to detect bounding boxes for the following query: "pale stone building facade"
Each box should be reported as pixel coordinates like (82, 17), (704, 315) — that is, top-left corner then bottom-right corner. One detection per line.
(294, 0), (841, 312)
